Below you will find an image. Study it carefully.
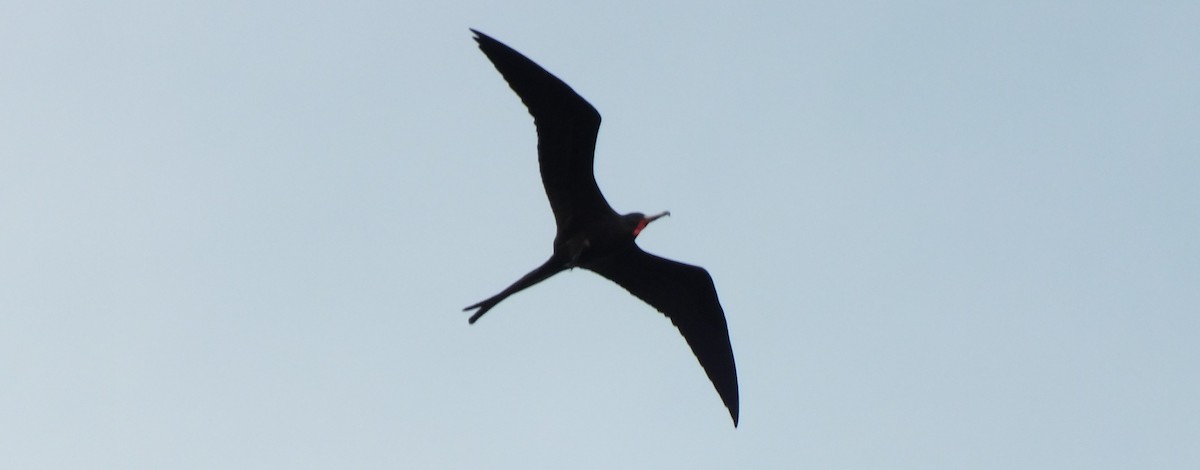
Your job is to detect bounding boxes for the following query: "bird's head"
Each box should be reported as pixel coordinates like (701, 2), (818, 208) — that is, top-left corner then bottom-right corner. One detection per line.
(624, 211), (671, 238)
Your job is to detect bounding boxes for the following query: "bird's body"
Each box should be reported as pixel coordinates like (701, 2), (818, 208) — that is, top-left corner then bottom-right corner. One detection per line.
(465, 29), (739, 426)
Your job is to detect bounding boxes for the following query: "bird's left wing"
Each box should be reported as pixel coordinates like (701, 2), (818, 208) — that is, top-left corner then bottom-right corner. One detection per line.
(584, 244), (739, 426)
(471, 29), (617, 236)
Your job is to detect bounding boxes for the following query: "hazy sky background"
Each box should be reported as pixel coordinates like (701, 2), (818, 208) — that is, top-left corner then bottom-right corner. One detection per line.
(3, 1), (1197, 468)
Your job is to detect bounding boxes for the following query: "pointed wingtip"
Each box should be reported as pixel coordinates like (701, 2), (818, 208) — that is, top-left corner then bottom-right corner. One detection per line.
(469, 28), (491, 44)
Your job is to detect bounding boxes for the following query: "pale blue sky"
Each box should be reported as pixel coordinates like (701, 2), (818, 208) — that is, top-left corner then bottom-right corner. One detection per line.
(2, 1), (1197, 468)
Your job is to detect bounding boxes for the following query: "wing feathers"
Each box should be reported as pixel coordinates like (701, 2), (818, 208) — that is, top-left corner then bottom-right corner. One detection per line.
(584, 245), (740, 426)
(472, 30), (616, 234)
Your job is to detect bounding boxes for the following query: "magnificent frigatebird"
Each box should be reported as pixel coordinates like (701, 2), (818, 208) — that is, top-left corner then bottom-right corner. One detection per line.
(464, 29), (739, 426)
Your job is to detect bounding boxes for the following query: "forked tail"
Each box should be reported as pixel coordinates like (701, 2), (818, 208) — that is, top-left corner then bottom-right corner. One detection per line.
(463, 255), (567, 324)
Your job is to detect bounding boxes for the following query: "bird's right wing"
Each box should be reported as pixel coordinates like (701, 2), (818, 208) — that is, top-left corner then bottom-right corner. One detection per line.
(471, 30), (617, 234)
(584, 244), (739, 426)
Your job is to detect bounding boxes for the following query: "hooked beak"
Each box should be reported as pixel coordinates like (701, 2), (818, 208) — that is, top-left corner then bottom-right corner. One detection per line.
(647, 210), (671, 223)
(633, 211), (670, 237)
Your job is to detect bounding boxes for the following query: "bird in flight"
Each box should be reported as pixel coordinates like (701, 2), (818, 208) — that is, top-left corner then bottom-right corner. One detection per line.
(464, 29), (739, 426)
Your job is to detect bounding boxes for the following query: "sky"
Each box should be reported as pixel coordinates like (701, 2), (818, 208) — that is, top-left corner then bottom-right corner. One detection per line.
(2, 1), (1198, 468)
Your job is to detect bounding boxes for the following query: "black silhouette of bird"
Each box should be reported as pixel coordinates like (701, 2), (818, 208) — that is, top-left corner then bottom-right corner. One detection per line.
(464, 29), (738, 426)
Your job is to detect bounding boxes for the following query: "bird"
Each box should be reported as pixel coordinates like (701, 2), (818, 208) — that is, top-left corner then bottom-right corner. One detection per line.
(464, 29), (739, 427)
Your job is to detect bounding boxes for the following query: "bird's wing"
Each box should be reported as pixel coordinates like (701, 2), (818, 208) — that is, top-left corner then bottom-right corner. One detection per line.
(472, 30), (617, 235)
(584, 244), (740, 426)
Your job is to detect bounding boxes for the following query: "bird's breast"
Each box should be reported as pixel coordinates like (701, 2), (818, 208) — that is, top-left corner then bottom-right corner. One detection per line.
(557, 227), (635, 267)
